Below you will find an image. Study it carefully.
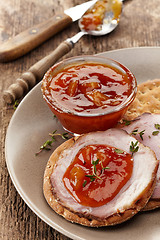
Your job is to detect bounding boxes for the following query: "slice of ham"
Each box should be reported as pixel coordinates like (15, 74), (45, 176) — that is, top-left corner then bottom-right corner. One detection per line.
(122, 113), (160, 210)
(44, 128), (158, 226)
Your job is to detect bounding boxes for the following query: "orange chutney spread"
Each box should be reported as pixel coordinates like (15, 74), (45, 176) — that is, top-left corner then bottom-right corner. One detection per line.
(80, 0), (107, 31)
(80, 0), (122, 31)
(63, 144), (133, 207)
(47, 63), (133, 115)
(42, 60), (136, 134)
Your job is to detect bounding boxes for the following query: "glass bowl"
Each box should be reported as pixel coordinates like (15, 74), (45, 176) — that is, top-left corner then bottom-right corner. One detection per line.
(41, 55), (137, 134)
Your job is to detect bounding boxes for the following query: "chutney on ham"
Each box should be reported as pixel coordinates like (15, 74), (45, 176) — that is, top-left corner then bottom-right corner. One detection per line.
(43, 129), (158, 227)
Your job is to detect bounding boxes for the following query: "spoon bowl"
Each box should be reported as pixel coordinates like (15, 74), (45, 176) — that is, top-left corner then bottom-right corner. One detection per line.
(66, 0), (123, 45)
(79, 0), (122, 36)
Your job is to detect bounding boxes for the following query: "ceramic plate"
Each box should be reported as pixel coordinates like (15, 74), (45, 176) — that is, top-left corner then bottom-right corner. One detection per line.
(5, 47), (160, 240)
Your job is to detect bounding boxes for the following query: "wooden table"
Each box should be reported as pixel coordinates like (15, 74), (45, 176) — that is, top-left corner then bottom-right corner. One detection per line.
(0, 0), (160, 239)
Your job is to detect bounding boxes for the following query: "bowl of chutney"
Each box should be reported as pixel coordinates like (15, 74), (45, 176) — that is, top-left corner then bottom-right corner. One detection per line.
(41, 55), (137, 134)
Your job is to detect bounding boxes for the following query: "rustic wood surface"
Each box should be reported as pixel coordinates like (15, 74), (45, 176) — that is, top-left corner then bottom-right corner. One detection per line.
(0, 0), (160, 239)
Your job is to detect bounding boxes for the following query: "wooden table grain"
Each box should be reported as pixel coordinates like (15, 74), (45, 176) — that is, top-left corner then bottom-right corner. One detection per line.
(0, 0), (160, 239)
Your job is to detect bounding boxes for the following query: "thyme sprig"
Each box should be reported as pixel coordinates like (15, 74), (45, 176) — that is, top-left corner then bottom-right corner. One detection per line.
(155, 124), (160, 130)
(49, 131), (69, 140)
(152, 123), (160, 136)
(35, 130), (69, 156)
(152, 131), (159, 136)
(85, 174), (96, 182)
(121, 118), (140, 126)
(100, 158), (110, 173)
(131, 129), (138, 135)
(85, 158), (110, 184)
(114, 148), (124, 154)
(122, 119), (131, 126)
(85, 159), (100, 181)
(131, 129), (145, 140)
(130, 141), (139, 155)
(83, 180), (87, 187)
(139, 130), (145, 140)
(13, 100), (19, 110)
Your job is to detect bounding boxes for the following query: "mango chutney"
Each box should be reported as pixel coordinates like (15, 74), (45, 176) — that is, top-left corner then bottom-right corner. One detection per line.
(63, 144), (133, 207)
(80, 0), (122, 31)
(41, 56), (137, 134)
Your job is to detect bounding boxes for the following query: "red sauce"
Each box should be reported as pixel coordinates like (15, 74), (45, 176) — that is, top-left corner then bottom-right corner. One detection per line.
(63, 144), (133, 207)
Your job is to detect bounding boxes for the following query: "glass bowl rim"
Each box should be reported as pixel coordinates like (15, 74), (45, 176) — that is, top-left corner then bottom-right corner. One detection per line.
(41, 55), (137, 117)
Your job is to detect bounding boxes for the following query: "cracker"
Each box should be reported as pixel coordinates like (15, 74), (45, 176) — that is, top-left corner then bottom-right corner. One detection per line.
(124, 79), (160, 120)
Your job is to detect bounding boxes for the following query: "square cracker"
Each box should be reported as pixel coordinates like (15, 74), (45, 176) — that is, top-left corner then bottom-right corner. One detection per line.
(124, 79), (160, 120)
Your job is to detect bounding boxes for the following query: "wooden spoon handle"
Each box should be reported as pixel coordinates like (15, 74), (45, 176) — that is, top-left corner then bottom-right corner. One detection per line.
(3, 41), (73, 104)
(0, 13), (72, 62)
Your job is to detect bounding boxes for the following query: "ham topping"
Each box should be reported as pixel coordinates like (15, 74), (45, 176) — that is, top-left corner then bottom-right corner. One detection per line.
(50, 128), (158, 219)
(122, 113), (160, 199)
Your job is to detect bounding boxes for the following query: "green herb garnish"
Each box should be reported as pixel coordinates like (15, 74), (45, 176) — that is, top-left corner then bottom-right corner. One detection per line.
(82, 180), (87, 187)
(38, 140), (53, 152)
(131, 129), (138, 135)
(13, 100), (19, 110)
(155, 124), (160, 130)
(84, 158), (110, 186)
(139, 130), (145, 140)
(49, 130), (69, 140)
(130, 141), (139, 155)
(92, 159), (99, 174)
(102, 166), (110, 169)
(131, 129), (145, 140)
(151, 123), (160, 136)
(85, 175), (96, 182)
(114, 149), (124, 154)
(122, 119), (131, 126)
(36, 130), (69, 155)
(152, 131), (159, 136)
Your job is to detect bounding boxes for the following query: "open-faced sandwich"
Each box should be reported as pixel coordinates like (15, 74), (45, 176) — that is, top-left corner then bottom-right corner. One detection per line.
(43, 128), (158, 227)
